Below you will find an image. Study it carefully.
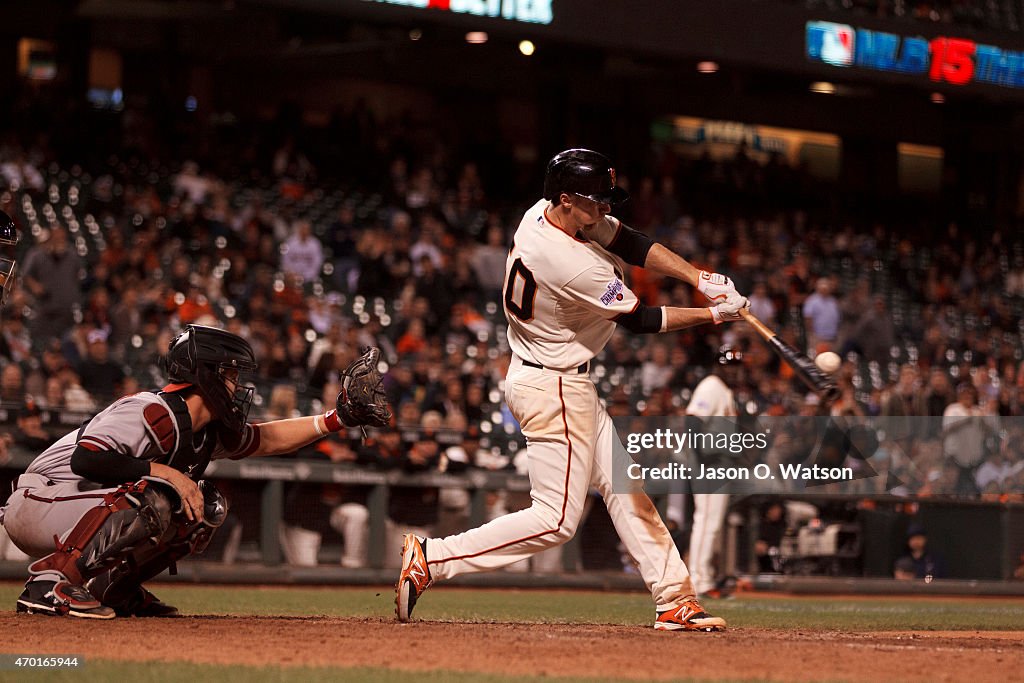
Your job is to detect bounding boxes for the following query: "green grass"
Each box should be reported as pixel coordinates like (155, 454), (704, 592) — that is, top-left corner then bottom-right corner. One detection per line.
(2, 582), (1022, 631)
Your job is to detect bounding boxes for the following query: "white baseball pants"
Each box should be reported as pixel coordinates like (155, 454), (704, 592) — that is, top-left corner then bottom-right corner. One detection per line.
(688, 493), (730, 595)
(2, 474), (120, 559)
(424, 357), (695, 608)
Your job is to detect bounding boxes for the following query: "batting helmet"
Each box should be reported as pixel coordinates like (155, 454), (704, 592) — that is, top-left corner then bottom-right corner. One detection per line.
(543, 149), (629, 207)
(0, 210), (19, 306)
(164, 324), (258, 434)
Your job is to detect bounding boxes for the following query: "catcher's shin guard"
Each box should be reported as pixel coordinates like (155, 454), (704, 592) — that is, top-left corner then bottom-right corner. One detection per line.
(87, 480), (228, 610)
(28, 480), (174, 586)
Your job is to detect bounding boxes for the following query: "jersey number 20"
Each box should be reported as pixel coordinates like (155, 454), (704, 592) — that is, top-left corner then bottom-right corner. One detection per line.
(504, 257), (537, 321)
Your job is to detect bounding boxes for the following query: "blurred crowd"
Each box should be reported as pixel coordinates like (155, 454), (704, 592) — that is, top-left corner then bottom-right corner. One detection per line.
(0, 99), (1023, 570)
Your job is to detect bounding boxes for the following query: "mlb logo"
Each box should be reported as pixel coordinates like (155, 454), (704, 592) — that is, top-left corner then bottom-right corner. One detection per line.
(806, 21), (855, 67)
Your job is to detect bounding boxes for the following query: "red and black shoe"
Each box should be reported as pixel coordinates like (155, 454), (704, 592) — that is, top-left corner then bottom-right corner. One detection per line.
(16, 580), (115, 619)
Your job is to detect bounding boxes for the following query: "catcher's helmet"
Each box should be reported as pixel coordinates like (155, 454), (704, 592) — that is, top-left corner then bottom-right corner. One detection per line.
(543, 149), (629, 207)
(164, 324), (258, 434)
(0, 210), (19, 306)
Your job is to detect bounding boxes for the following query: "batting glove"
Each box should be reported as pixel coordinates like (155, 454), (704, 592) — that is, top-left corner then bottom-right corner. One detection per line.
(697, 270), (739, 303)
(710, 292), (750, 324)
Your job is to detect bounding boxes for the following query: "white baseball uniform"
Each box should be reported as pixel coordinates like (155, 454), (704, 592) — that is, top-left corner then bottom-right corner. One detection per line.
(685, 374), (735, 595)
(422, 199), (697, 608)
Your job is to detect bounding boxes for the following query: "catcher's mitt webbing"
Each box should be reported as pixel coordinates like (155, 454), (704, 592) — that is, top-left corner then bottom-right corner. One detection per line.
(337, 347), (392, 428)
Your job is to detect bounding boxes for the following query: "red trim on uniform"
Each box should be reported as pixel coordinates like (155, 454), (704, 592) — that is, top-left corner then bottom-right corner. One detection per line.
(556, 378), (573, 522)
(78, 442), (100, 452)
(79, 436), (116, 452)
(24, 490), (110, 503)
(542, 207), (560, 230)
(161, 382), (192, 393)
(143, 403), (176, 452)
(428, 377), (573, 566)
(228, 423), (261, 460)
(612, 300), (641, 322)
(542, 207), (589, 244)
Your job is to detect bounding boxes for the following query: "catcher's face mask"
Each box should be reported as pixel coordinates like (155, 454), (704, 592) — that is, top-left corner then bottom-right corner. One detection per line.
(165, 324), (258, 434)
(0, 256), (16, 306)
(0, 210), (20, 307)
(218, 366), (255, 425)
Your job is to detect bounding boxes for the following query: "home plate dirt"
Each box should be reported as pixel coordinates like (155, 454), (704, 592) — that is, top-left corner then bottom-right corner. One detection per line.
(0, 614), (1020, 682)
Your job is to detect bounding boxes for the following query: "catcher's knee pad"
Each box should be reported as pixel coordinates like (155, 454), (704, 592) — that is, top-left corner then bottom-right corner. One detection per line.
(28, 479), (177, 586)
(87, 481), (228, 608)
(199, 480), (228, 528)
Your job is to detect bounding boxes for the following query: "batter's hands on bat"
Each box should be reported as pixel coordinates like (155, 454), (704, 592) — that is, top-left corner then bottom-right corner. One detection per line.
(697, 270), (739, 303)
(710, 292), (750, 324)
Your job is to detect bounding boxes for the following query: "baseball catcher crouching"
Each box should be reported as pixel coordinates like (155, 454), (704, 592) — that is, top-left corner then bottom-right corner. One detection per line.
(1, 326), (391, 618)
(23, 477), (226, 617)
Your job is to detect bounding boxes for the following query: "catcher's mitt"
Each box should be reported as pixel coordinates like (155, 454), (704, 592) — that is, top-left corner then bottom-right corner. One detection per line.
(337, 347), (392, 428)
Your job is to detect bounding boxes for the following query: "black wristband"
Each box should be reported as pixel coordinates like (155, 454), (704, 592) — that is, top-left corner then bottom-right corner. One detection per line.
(614, 303), (664, 334)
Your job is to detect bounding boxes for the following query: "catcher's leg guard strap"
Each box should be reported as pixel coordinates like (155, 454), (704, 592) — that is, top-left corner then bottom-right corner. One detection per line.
(28, 480), (173, 586)
(87, 481), (228, 609)
(28, 482), (141, 584)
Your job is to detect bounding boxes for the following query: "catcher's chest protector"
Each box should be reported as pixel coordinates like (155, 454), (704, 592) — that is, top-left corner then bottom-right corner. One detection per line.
(153, 391), (216, 480)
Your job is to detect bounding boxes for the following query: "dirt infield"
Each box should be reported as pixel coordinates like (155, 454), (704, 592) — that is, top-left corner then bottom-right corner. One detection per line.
(1, 614), (1020, 682)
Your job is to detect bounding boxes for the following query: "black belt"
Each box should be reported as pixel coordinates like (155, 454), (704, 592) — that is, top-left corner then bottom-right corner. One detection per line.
(521, 359), (590, 374)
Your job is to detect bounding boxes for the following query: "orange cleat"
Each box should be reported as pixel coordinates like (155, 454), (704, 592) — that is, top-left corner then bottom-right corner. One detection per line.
(654, 600), (727, 632)
(395, 534), (432, 622)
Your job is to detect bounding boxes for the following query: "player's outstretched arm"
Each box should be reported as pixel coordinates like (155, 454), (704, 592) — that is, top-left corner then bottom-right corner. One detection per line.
(228, 348), (392, 459)
(643, 244), (741, 301)
(644, 242), (741, 303)
(642, 242), (702, 287)
(661, 293), (750, 332)
(592, 218), (741, 301)
(616, 293), (749, 334)
(243, 414), (337, 458)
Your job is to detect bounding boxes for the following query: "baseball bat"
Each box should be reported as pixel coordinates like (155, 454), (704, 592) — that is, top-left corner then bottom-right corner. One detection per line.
(739, 309), (841, 403)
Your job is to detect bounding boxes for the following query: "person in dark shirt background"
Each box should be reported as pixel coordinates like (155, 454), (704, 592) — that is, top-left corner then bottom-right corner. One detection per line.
(15, 400), (50, 452)
(755, 501), (788, 573)
(76, 329), (125, 401)
(894, 523), (947, 580)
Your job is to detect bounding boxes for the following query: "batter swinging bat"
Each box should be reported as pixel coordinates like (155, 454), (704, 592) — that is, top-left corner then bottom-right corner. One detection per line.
(739, 309), (841, 403)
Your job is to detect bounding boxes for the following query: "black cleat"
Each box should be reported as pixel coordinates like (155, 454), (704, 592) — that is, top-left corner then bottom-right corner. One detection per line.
(16, 580), (115, 619)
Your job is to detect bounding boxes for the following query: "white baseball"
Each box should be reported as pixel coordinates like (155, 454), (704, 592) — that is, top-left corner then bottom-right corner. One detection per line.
(814, 351), (841, 374)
